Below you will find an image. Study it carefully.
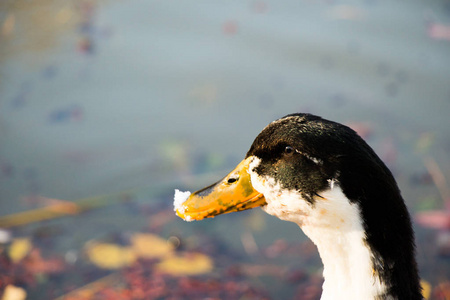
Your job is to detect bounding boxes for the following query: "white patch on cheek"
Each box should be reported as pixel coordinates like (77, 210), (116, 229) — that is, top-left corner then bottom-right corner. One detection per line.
(248, 157), (312, 224)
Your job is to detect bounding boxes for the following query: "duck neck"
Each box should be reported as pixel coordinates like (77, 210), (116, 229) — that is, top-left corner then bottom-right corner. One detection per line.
(304, 225), (386, 300)
(297, 189), (387, 300)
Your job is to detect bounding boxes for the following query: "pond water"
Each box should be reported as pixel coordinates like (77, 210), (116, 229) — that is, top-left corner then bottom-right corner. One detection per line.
(0, 0), (449, 299)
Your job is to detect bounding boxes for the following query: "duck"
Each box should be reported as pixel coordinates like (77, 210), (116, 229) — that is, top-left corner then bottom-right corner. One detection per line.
(174, 113), (422, 300)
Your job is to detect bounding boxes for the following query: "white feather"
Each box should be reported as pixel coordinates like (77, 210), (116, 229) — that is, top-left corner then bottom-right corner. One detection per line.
(248, 157), (387, 300)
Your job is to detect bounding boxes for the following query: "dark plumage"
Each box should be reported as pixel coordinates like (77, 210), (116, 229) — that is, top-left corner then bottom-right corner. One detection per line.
(176, 113), (422, 299)
(246, 113), (422, 299)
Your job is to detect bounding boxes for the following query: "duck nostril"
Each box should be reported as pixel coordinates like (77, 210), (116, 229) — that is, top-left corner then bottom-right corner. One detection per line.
(227, 177), (238, 184)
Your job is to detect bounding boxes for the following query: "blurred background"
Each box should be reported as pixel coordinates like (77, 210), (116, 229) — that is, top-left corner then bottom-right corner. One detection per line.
(1, 0), (449, 299)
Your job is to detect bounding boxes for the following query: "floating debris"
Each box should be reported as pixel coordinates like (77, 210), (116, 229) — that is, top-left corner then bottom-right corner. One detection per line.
(1, 285), (26, 300)
(130, 233), (174, 259)
(8, 238), (32, 263)
(156, 252), (213, 276)
(421, 280), (432, 300)
(86, 242), (136, 270)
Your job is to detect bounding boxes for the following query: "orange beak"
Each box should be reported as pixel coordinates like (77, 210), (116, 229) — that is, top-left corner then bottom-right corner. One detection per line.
(176, 157), (266, 221)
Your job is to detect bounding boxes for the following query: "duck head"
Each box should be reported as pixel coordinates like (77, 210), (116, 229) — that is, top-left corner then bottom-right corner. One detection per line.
(175, 113), (422, 300)
(175, 113), (346, 222)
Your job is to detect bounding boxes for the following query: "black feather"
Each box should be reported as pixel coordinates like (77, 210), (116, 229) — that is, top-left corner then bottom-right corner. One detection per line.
(246, 113), (422, 299)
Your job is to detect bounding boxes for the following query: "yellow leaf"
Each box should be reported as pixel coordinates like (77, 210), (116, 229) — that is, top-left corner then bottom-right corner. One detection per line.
(421, 280), (432, 300)
(1, 284), (27, 300)
(156, 252), (213, 276)
(130, 233), (174, 259)
(8, 238), (32, 263)
(86, 242), (135, 269)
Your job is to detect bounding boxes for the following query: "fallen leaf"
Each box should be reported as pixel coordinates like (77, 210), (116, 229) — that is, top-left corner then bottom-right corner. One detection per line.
(8, 238), (32, 263)
(421, 280), (432, 299)
(130, 233), (174, 259)
(156, 252), (213, 275)
(1, 285), (27, 300)
(86, 242), (135, 269)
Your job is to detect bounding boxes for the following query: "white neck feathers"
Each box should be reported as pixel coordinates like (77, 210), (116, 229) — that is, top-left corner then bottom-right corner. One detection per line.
(302, 187), (386, 300)
(249, 160), (387, 299)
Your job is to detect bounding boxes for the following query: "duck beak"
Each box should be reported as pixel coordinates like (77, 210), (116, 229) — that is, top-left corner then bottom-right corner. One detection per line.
(176, 156), (266, 221)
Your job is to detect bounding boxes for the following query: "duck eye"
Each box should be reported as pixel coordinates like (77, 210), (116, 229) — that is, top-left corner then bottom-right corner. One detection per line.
(284, 146), (294, 155)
